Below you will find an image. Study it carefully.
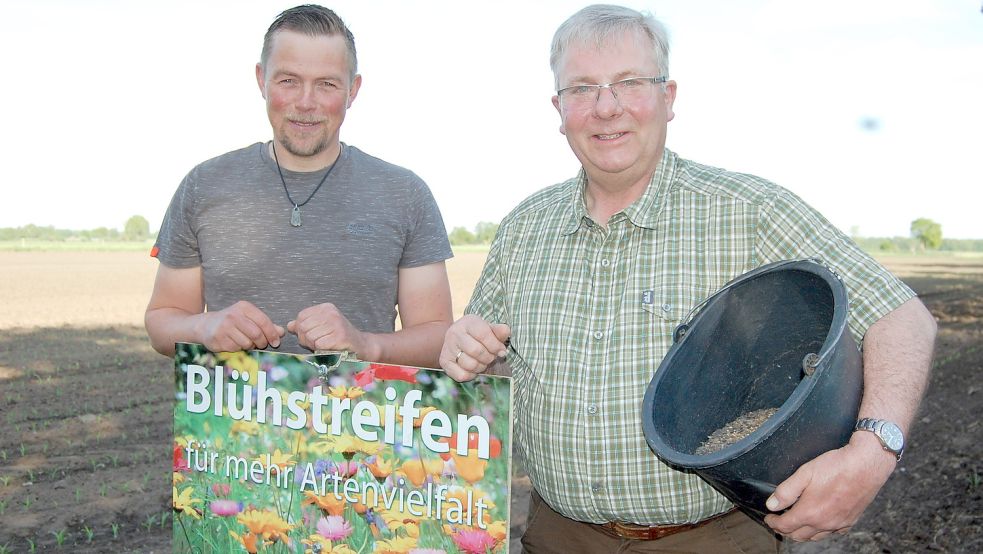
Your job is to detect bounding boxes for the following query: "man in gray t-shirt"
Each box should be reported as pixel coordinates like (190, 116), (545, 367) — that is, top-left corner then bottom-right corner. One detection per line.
(146, 5), (453, 368)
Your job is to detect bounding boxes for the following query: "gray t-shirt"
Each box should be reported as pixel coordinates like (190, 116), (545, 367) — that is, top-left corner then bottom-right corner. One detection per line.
(154, 142), (453, 353)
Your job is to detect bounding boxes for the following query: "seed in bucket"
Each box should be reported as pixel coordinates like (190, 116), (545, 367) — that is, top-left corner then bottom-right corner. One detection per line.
(695, 407), (780, 455)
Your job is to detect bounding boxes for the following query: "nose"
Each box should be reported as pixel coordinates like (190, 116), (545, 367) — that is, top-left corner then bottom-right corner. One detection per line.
(593, 85), (623, 118)
(295, 83), (317, 111)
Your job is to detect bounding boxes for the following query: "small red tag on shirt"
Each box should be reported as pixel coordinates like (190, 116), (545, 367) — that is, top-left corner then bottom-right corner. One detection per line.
(150, 246), (160, 258)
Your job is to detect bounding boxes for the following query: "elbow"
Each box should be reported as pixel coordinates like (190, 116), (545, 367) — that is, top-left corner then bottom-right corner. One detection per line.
(144, 310), (175, 357)
(913, 297), (938, 341)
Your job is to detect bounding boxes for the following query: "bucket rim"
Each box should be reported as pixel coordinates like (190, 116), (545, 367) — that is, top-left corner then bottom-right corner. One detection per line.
(641, 258), (852, 469)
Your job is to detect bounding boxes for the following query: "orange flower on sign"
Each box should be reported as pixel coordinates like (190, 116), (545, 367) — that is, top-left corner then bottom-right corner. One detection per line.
(229, 530), (265, 553)
(485, 520), (508, 542)
(398, 457), (444, 487)
(366, 455), (395, 481)
(302, 490), (346, 516)
(438, 432), (502, 461)
(236, 509), (293, 543)
(396, 405), (439, 428)
(452, 449), (489, 483)
(440, 486), (495, 527)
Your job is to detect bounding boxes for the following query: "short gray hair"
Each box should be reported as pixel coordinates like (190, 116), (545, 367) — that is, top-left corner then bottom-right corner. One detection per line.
(260, 4), (358, 79)
(550, 4), (670, 88)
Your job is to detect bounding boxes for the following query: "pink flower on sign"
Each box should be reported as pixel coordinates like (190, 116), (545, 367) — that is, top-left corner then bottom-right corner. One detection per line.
(451, 529), (497, 554)
(334, 460), (359, 478)
(316, 515), (353, 541)
(211, 483), (231, 497)
(209, 499), (243, 517)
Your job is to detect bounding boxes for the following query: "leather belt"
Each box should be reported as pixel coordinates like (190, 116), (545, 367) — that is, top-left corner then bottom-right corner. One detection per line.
(591, 509), (737, 541)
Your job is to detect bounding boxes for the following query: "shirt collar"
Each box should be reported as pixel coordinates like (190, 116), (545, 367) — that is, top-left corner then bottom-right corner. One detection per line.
(560, 148), (677, 235)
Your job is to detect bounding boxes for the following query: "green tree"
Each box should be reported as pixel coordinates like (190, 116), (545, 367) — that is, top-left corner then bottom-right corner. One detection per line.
(474, 221), (500, 244)
(910, 218), (942, 250)
(124, 215), (150, 241)
(448, 226), (476, 246)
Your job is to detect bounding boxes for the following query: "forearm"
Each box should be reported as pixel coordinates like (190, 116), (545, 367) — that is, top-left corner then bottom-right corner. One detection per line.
(360, 320), (452, 368)
(857, 297), (937, 433)
(145, 307), (205, 357)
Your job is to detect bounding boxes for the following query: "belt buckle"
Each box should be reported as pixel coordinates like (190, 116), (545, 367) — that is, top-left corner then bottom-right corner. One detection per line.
(611, 521), (683, 541)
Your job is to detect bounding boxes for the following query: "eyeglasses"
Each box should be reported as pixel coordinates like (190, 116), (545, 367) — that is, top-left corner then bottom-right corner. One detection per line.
(556, 76), (668, 108)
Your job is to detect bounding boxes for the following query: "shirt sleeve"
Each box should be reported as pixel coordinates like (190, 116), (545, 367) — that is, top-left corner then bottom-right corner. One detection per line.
(153, 168), (203, 269)
(755, 187), (915, 343)
(397, 177), (453, 268)
(464, 224), (509, 325)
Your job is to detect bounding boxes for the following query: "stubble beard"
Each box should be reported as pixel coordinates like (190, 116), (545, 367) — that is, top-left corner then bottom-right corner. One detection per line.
(279, 131), (331, 159)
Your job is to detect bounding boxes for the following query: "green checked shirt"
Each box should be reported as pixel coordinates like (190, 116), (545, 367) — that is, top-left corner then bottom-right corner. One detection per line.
(466, 148), (915, 526)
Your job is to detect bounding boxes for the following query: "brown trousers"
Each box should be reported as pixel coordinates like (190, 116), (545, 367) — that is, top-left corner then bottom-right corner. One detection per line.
(520, 490), (783, 554)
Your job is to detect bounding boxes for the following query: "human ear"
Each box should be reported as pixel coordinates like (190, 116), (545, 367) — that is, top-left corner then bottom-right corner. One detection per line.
(346, 74), (363, 108)
(664, 80), (677, 122)
(552, 95), (566, 135)
(255, 63), (267, 99)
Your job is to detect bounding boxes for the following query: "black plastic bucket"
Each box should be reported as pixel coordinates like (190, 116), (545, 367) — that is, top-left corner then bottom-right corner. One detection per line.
(641, 259), (862, 522)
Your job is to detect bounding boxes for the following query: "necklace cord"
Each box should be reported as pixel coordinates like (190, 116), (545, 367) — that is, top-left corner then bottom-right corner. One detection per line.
(272, 143), (341, 208)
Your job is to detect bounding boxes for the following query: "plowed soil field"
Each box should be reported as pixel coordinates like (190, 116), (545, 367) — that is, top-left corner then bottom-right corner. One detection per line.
(0, 251), (979, 553)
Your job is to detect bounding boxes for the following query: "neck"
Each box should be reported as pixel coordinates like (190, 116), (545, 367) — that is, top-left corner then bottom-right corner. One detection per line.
(583, 149), (665, 225)
(270, 141), (342, 172)
(584, 172), (653, 225)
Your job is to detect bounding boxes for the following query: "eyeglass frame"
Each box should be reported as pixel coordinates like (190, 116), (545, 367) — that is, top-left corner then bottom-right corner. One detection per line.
(556, 76), (668, 105)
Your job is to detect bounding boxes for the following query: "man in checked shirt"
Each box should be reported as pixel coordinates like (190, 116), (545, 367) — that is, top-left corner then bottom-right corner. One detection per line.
(440, 4), (936, 553)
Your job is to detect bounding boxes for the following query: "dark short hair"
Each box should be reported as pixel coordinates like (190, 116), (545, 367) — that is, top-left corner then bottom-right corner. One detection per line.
(260, 4), (357, 79)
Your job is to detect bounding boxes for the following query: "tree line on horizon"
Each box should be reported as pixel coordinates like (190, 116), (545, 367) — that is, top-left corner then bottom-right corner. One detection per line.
(0, 216), (152, 242)
(2, 216), (980, 253)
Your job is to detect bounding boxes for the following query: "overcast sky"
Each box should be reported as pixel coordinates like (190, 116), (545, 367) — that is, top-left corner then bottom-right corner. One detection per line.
(2, 0), (981, 238)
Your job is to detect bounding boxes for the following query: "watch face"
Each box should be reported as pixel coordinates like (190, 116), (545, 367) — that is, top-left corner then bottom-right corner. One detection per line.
(880, 422), (904, 452)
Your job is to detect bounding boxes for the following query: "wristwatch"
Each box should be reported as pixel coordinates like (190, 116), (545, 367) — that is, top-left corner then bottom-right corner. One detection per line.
(855, 418), (905, 461)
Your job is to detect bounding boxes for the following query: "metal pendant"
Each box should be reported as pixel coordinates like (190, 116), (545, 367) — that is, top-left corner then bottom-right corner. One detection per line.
(290, 205), (302, 227)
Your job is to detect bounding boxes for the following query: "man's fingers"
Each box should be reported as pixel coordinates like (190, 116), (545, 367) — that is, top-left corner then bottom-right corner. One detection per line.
(439, 315), (512, 382)
(490, 323), (511, 345)
(226, 301), (281, 349)
(222, 326), (256, 352)
(767, 468), (808, 512)
(236, 303), (283, 348)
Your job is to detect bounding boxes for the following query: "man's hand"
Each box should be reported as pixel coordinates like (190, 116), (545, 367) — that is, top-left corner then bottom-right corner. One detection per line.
(288, 302), (376, 358)
(763, 432), (896, 541)
(440, 315), (511, 382)
(765, 297), (935, 541)
(145, 264), (284, 356)
(195, 300), (285, 352)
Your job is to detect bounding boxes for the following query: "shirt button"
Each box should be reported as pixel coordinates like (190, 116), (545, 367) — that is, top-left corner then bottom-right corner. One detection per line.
(661, 303), (672, 312)
(593, 331), (604, 340)
(591, 482), (603, 493)
(587, 404), (598, 415)
(600, 259), (610, 267)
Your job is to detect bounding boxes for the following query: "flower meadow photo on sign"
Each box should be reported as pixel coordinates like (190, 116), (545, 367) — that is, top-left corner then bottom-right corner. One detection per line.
(172, 343), (512, 554)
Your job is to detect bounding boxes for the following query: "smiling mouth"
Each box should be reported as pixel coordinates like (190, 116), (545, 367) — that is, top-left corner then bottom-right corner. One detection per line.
(595, 132), (626, 140)
(289, 118), (324, 128)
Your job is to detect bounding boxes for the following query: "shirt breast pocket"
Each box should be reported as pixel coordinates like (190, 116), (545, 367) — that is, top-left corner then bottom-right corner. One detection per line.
(639, 284), (706, 341)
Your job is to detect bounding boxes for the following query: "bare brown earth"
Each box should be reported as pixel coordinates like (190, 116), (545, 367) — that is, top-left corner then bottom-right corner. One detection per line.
(0, 251), (980, 553)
